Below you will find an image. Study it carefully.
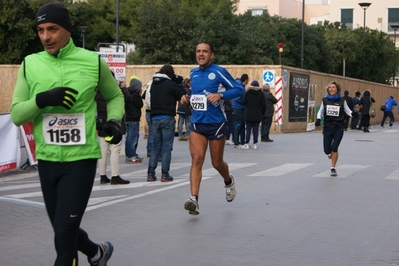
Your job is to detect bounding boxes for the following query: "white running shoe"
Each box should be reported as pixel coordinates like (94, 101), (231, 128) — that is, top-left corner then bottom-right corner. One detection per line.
(243, 144), (249, 149)
(225, 140), (234, 145)
(253, 144), (258, 150)
(225, 175), (236, 202)
(327, 154), (331, 159)
(184, 196), (199, 215)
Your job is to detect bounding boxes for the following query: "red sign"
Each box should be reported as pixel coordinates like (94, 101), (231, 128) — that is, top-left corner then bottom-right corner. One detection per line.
(21, 122), (37, 165)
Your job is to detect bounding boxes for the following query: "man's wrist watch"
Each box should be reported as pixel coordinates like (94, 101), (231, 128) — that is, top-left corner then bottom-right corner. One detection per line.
(219, 92), (224, 99)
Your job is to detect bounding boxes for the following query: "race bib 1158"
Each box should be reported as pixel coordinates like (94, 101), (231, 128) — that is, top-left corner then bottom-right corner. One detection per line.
(42, 113), (86, 145)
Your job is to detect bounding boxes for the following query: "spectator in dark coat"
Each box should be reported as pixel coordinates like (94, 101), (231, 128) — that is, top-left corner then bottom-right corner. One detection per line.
(147, 64), (185, 182)
(260, 84), (277, 142)
(241, 80), (266, 150)
(359, 90), (375, 133)
(342, 90), (354, 131)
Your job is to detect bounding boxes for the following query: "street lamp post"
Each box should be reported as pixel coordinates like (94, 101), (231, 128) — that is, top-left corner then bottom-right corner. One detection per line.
(391, 24), (399, 86)
(301, 0), (305, 69)
(79, 26), (88, 49)
(358, 2), (371, 80)
(116, 0), (119, 52)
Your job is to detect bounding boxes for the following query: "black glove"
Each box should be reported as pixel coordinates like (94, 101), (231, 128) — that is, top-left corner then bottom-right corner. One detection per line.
(315, 119), (321, 127)
(36, 87), (78, 109)
(103, 119), (122, 144)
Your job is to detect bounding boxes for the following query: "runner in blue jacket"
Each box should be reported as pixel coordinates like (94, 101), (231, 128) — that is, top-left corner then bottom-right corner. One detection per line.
(380, 96), (398, 128)
(181, 42), (241, 215)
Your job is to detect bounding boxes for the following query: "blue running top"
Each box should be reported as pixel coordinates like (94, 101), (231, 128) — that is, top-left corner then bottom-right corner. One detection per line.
(190, 63), (242, 124)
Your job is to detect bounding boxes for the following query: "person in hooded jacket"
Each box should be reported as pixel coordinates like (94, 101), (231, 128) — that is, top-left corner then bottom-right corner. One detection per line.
(241, 80), (266, 150)
(125, 76), (144, 164)
(359, 90), (375, 133)
(316, 81), (352, 177)
(260, 83), (277, 142)
(147, 64), (186, 182)
(380, 96), (398, 128)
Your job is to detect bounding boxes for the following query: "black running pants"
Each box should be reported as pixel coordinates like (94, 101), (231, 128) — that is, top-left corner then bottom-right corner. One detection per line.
(38, 159), (98, 266)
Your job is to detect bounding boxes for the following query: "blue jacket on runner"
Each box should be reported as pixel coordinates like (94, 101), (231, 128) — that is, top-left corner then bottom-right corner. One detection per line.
(232, 79), (246, 110)
(190, 63), (241, 124)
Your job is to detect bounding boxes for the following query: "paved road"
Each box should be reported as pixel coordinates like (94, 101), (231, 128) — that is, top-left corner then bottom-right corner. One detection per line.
(2, 127), (399, 266)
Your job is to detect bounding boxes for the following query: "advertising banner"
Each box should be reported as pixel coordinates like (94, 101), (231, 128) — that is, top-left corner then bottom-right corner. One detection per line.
(288, 72), (310, 122)
(98, 52), (126, 82)
(20, 122), (37, 166)
(0, 114), (19, 172)
(307, 84), (317, 131)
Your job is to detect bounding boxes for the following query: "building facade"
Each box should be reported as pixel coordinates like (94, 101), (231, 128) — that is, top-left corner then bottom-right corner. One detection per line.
(238, 1), (399, 44)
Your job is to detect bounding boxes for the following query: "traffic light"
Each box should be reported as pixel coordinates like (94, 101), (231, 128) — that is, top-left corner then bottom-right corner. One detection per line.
(278, 42), (284, 53)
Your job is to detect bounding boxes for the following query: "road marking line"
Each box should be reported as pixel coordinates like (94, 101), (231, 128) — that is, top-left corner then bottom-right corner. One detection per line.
(0, 196), (45, 208)
(384, 169), (399, 180)
(248, 163), (313, 176)
(0, 183), (41, 191)
(181, 163), (257, 177)
(313, 164), (370, 178)
(118, 163), (192, 178)
(85, 176), (213, 211)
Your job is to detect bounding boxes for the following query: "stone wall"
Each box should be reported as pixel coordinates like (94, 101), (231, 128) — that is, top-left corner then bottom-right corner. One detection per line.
(1, 64), (398, 133)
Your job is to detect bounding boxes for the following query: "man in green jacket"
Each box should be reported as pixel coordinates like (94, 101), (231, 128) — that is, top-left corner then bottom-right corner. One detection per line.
(10, 2), (123, 266)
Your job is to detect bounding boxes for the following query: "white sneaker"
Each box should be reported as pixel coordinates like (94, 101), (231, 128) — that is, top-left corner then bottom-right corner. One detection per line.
(225, 140), (234, 145)
(253, 144), (258, 150)
(243, 144), (249, 149)
(184, 196), (199, 215)
(225, 175), (236, 202)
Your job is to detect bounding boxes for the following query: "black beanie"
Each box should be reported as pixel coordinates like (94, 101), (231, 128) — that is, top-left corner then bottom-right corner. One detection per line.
(36, 2), (72, 32)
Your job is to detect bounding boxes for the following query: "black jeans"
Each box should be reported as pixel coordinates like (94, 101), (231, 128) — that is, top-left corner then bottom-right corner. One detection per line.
(351, 113), (360, 129)
(245, 121), (260, 144)
(233, 108), (245, 146)
(38, 159), (98, 266)
(360, 114), (371, 130)
(261, 116), (272, 140)
(380, 111), (395, 127)
(343, 115), (350, 129)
